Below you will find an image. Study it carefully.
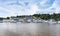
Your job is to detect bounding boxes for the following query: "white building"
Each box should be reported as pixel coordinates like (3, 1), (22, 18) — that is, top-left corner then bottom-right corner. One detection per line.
(3, 18), (15, 23)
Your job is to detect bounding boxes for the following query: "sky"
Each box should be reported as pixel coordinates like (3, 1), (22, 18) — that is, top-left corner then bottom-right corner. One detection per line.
(0, 0), (60, 17)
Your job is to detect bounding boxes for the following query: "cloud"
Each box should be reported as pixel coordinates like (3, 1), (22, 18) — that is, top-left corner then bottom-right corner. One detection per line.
(0, 0), (60, 17)
(0, 6), (17, 17)
(37, 0), (60, 14)
(37, 0), (55, 9)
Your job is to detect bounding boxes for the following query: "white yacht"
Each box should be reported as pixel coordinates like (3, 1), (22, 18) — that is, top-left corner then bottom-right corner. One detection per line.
(57, 21), (60, 24)
(48, 19), (57, 24)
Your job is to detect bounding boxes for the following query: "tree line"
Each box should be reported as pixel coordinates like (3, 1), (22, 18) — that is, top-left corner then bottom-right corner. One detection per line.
(0, 13), (60, 21)
(33, 13), (60, 21)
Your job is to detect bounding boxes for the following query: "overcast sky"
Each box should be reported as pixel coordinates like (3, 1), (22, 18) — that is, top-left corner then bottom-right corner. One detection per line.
(0, 0), (60, 17)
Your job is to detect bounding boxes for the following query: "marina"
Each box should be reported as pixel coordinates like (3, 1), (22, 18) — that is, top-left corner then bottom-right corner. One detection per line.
(0, 18), (59, 24)
(0, 0), (60, 36)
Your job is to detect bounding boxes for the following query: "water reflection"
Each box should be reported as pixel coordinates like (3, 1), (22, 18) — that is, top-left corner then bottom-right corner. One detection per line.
(0, 23), (60, 36)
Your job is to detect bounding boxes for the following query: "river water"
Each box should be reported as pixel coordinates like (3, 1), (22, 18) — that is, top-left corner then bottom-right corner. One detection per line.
(0, 23), (60, 36)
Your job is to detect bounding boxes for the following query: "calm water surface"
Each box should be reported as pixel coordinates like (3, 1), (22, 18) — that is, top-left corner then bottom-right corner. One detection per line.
(0, 23), (60, 36)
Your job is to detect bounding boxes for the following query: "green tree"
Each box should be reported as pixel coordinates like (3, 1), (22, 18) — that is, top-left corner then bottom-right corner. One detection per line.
(7, 17), (10, 19)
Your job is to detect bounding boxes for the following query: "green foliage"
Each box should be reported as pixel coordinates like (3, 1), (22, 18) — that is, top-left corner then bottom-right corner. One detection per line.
(0, 17), (3, 20)
(33, 14), (51, 20)
(2, 13), (60, 21)
(16, 15), (32, 18)
(7, 17), (10, 19)
(33, 13), (60, 21)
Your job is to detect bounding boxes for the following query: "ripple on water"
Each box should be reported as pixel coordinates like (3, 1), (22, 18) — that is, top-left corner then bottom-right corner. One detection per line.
(0, 23), (59, 36)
